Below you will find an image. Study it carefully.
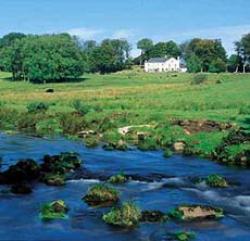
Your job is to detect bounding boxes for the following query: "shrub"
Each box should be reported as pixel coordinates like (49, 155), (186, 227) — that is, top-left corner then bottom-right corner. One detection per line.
(102, 202), (141, 228)
(27, 102), (49, 113)
(72, 99), (91, 116)
(83, 184), (119, 206)
(163, 149), (173, 158)
(191, 74), (207, 85)
(40, 200), (68, 221)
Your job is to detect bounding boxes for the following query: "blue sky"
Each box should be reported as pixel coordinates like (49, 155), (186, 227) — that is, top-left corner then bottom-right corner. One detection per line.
(1, 0), (250, 56)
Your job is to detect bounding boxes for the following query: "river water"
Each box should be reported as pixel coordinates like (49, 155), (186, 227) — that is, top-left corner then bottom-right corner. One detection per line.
(0, 133), (250, 241)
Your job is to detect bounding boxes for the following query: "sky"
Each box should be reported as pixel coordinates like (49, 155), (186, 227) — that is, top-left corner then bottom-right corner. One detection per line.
(1, 0), (250, 56)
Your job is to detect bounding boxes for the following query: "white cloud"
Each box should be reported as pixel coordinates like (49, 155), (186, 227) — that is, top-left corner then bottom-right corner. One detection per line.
(112, 29), (134, 39)
(67, 27), (104, 40)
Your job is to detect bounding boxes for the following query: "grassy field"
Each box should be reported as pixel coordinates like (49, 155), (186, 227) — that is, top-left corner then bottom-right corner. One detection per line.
(0, 69), (249, 164)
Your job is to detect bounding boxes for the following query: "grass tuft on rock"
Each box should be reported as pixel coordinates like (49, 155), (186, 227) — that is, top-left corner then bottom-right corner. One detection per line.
(83, 184), (119, 206)
(40, 200), (68, 221)
(205, 174), (228, 188)
(108, 173), (127, 184)
(102, 202), (141, 228)
(171, 231), (196, 241)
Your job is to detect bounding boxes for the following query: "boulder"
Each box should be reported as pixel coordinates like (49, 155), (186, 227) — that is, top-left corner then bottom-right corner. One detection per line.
(140, 210), (167, 222)
(170, 205), (224, 221)
(173, 142), (186, 153)
(11, 183), (32, 194)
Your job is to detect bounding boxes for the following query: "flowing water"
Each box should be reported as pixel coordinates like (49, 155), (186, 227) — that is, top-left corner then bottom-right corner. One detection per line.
(0, 133), (250, 241)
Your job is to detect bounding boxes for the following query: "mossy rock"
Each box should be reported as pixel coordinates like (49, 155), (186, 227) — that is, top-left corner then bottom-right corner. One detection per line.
(40, 200), (68, 221)
(41, 152), (82, 174)
(42, 173), (65, 186)
(108, 173), (127, 184)
(170, 231), (196, 241)
(205, 174), (228, 188)
(83, 184), (119, 206)
(0, 159), (40, 184)
(102, 202), (141, 228)
(169, 205), (224, 221)
(140, 210), (167, 222)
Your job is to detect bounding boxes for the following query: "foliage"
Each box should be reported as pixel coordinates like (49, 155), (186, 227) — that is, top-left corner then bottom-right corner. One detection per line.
(40, 200), (68, 221)
(83, 184), (119, 206)
(163, 149), (173, 158)
(0, 33), (85, 82)
(27, 102), (49, 113)
(183, 38), (227, 73)
(102, 202), (141, 228)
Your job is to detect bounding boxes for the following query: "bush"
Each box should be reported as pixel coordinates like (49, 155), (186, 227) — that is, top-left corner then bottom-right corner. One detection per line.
(191, 74), (207, 85)
(27, 102), (49, 113)
(102, 202), (141, 228)
(72, 99), (91, 116)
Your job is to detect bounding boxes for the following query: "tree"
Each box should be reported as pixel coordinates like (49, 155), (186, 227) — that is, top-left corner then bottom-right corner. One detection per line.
(186, 54), (202, 73)
(183, 38), (227, 72)
(227, 54), (242, 73)
(209, 58), (227, 73)
(0, 32), (26, 49)
(90, 39), (131, 74)
(236, 33), (250, 72)
(137, 38), (153, 65)
(0, 33), (85, 83)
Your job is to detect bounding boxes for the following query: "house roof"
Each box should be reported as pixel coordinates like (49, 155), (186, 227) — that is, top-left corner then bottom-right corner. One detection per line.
(147, 57), (170, 63)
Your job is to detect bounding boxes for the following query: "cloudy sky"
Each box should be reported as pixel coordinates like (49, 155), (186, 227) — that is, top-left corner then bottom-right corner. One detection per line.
(1, 0), (250, 56)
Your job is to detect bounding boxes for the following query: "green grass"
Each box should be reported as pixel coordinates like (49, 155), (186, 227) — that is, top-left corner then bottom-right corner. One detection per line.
(0, 69), (249, 164)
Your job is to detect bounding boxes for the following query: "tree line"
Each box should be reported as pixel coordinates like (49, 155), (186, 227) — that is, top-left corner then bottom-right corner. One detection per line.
(0, 32), (249, 83)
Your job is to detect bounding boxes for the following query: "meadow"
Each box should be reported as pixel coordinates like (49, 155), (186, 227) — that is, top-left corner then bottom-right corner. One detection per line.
(0, 68), (249, 164)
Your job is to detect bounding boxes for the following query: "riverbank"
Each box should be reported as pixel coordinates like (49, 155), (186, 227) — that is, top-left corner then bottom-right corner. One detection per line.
(0, 70), (249, 166)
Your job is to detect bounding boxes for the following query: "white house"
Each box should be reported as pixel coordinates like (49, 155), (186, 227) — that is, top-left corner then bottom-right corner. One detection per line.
(144, 57), (187, 73)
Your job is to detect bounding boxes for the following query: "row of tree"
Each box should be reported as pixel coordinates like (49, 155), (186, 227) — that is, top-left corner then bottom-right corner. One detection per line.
(0, 32), (250, 82)
(136, 35), (250, 73)
(0, 33), (131, 83)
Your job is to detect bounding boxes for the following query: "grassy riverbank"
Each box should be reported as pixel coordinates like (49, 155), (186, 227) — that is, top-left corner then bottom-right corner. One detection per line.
(0, 69), (249, 165)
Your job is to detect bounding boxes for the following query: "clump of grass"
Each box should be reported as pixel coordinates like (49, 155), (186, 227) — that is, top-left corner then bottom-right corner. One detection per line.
(36, 118), (63, 135)
(27, 102), (49, 113)
(108, 173), (127, 184)
(171, 231), (196, 241)
(102, 202), (141, 228)
(163, 149), (173, 158)
(191, 74), (207, 85)
(83, 184), (119, 206)
(239, 106), (250, 115)
(205, 174), (228, 188)
(72, 99), (91, 116)
(42, 173), (65, 186)
(40, 200), (68, 221)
